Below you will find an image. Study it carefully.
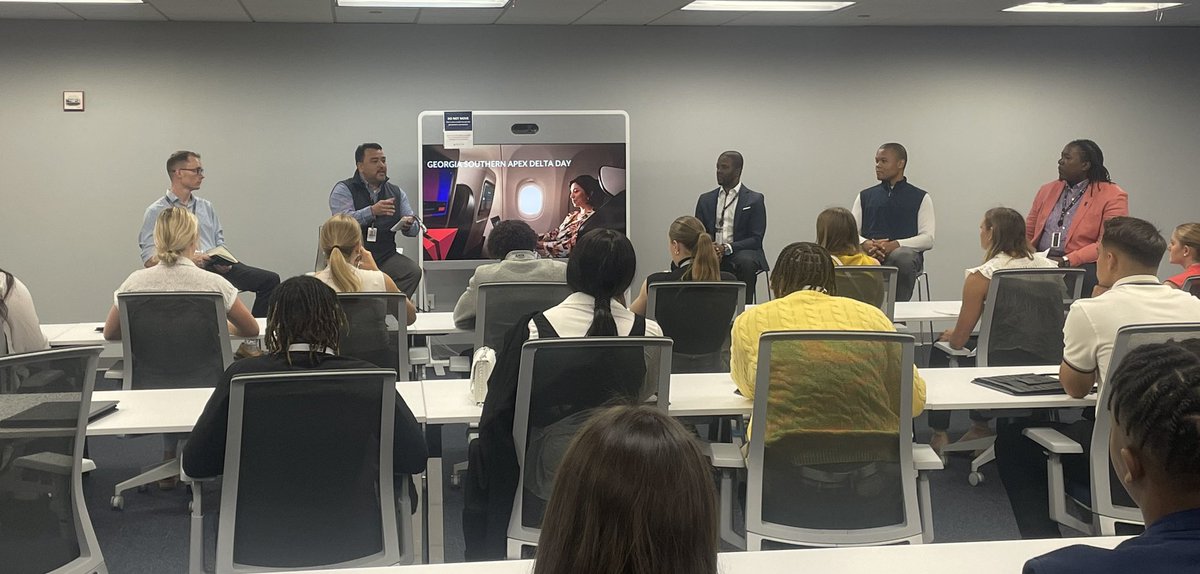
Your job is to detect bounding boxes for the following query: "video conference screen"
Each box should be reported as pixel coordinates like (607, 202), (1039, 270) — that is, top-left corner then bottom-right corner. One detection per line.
(419, 143), (627, 262)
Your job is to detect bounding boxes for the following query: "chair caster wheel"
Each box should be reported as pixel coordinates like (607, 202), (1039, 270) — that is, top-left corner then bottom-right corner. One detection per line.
(968, 471), (984, 486)
(111, 495), (124, 510)
(188, 500), (194, 512)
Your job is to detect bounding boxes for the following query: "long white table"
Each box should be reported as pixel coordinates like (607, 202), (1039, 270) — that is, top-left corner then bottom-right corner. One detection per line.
(895, 300), (962, 323)
(274, 536), (1127, 573)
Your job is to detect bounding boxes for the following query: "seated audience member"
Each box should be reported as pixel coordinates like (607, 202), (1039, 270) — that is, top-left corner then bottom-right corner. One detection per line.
(997, 216), (1200, 539)
(1024, 340), (1200, 573)
(310, 214), (415, 326)
(104, 207), (258, 341)
(929, 207), (1058, 453)
(629, 215), (735, 315)
(538, 175), (603, 258)
(0, 267), (49, 354)
(731, 242), (926, 439)
(182, 275), (427, 505)
(817, 207), (880, 266)
(1165, 223), (1200, 289)
(463, 229), (663, 560)
(852, 143), (935, 302)
(533, 406), (718, 574)
(452, 220), (568, 330)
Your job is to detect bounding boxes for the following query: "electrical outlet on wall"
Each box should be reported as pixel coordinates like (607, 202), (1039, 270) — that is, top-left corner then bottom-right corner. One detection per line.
(425, 293), (435, 310)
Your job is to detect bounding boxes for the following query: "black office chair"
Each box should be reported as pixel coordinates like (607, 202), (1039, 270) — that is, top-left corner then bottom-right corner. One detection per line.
(1184, 276), (1200, 298)
(0, 346), (107, 574)
(474, 282), (572, 352)
(337, 293), (411, 381)
(833, 266), (898, 320)
(646, 281), (745, 373)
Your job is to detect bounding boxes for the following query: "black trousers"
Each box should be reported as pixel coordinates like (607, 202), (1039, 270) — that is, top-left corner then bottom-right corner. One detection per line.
(721, 250), (763, 304)
(995, 416), (1093, 538)
(217, 262), (280, 318)
(377, 252), (423, 299)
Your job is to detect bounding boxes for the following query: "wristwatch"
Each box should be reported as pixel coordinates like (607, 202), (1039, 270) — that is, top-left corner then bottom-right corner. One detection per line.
(723, 244), (733, 256)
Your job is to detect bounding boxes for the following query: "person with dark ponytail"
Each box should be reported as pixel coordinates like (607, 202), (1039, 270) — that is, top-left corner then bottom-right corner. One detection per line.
(1024, 340), (1200, 573)
(629, 215), (735, 315)
(464, 229), (661, 560)
(1026, 140), (1129, 297)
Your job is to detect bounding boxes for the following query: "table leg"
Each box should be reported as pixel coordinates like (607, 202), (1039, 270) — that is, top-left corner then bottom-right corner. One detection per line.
(426, 424), (445, 563)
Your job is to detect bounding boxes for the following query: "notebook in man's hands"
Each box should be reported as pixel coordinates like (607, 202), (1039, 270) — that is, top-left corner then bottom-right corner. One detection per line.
(972, 373), (1064, 396)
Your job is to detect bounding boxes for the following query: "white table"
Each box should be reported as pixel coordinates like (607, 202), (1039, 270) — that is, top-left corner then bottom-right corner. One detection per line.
(895, 300), (963, 323)
(273, 536), (1127, 573)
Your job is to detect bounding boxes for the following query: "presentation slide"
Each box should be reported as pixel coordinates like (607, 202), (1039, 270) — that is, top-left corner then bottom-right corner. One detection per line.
(420, 143), (626, 262)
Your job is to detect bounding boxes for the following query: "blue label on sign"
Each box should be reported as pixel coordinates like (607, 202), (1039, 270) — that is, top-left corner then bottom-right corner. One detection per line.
(444, 111), (473, 132)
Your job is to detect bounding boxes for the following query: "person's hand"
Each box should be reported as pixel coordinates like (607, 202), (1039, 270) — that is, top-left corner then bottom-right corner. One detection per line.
(371, 198), (396, 217)
(937, 329), (952, 342)
(400, 215), (416, 233)
(862, 239), (885, 261)
(191, 252), (212, 267)
(713, 243), (725, 258)
(356, 245), (379, 271)
(211, 264), (232, 274)
(879, 240), (901, 257)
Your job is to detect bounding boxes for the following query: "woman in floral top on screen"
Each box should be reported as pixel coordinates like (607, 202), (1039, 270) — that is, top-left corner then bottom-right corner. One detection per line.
(538, 175), (603, 258)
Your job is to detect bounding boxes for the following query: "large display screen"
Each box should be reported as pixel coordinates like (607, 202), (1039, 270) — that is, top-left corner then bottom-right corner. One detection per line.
(419, 143), (626, 262)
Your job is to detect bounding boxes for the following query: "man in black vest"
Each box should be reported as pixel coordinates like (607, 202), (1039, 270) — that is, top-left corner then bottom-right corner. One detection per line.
(328, 143), (422, 297)
(851, 143), (936, 302)
(695, 150), (768, 303)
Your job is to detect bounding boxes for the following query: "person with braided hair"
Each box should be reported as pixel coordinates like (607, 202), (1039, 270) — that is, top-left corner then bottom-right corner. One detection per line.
(1024, 339), (1200, 573)
(997, 216), (1200, 539)
(309, 214), (416, 325)
(1026, 140), (1129, 297)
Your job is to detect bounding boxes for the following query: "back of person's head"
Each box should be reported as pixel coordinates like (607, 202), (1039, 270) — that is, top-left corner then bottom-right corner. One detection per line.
(816, 207), (863, 257)
(1101, 216), (1166, 270)
(668, 215), (720, 281)
(533, 406), (718, 574)
(983, 207), (1033, 261)
(1067, 139), (1112, 183)
(485, 220), (538, 260)
(770, 242), (837, 298)
(265, 276), (345, 364)
(320, 214), (364, 292)
(1107, 339), (1200, 494)
(566, 229), (637, 336)
(154, 207), (199, 266)
(569, 175), (605, 208)
(0, 267), (12, 326)
(165, 150), (199, 176)
(1173, 223), (1200, 264)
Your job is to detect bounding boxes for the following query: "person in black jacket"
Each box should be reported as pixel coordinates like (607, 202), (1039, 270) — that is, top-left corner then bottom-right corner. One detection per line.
(183, 275), (427, 505)
(695, 151), (768, 303)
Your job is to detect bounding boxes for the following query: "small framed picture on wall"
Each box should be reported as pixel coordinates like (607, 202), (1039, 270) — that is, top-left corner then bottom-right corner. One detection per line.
(63, 91), (85, 112)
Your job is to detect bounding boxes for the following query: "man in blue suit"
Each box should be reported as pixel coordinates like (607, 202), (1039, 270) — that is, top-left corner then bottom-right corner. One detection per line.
(695, 151), (768, 303)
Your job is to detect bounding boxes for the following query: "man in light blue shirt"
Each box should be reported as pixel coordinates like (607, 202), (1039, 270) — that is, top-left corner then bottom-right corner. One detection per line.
(328, 143), (422, 297)
(138, 150), (279, 317)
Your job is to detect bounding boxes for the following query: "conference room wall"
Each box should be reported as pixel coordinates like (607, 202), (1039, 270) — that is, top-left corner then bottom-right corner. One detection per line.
(1, 21), (1197, 322)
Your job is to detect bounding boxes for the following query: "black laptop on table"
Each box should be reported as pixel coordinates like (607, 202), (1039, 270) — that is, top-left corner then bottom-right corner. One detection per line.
(0, 400), (119, 428)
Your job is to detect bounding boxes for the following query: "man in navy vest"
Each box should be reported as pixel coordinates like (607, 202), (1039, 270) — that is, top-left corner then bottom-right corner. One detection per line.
(851, 143), (936, 302)
(695, 151), (768, 303)
(329, 143), (422, 297)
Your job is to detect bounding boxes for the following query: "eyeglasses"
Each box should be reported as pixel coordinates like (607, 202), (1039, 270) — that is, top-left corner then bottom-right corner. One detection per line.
(177, 167), (205, 176)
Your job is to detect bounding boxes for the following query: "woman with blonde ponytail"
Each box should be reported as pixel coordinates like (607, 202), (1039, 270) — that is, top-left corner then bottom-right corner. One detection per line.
(103, 207), (258, 340)
(309, 214), (416, 325)
(630, 216), (735, 315)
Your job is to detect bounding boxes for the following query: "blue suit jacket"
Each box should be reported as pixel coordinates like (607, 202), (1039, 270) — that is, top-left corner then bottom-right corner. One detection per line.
(695, 185), (769, 271)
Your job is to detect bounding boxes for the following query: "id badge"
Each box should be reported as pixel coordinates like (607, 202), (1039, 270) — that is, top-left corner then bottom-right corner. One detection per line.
(367, 227), (378, 243)
(1050, 231), (1062, 249)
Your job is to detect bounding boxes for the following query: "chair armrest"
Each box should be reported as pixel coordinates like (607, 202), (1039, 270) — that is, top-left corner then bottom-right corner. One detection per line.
(103, 360), (125, 381)
(1023, 427), (1083, 454)
(13, 452), (75, 475)
(708, 443), (745, 469)
(932, 341), (975, 357)
(912, 444), (944, 471)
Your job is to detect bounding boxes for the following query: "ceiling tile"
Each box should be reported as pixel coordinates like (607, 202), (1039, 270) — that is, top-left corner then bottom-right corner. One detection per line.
(241, 0), (333, 23)
(0, 4), (81, 20)
(66, 3), (168, 21)
(494, 0), (598, 25)
(649, 9), (744, 26)
(146, 0), (249, 21)
(573, 0), (687, 25)
(335, 6), (419, 23)
(417, 7), (504, 24)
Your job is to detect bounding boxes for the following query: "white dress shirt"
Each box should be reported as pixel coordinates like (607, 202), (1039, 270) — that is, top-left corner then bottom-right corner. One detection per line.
(715, 183), (742, 247)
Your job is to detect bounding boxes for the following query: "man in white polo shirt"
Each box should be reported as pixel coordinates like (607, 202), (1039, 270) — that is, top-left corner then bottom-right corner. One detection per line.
(996, 216), (1200, 539)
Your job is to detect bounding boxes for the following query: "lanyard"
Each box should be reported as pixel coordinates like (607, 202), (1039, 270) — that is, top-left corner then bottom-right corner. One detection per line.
(717, 188), (738, 229)
(1056, 185), (1087, 228)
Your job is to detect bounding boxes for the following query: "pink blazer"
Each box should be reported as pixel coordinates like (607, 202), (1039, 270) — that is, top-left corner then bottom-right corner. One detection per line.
(1026, 180), (1129, 266)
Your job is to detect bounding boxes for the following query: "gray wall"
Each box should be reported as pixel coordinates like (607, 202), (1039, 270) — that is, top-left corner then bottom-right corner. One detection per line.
(2, 21), (1198, 321)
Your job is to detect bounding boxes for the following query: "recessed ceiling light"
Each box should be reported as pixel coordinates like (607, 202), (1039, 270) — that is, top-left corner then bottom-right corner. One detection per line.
(0, 0), (143, 3)
(337, 0), (508, 7)
(682, 1), (855, 12)
(1003, 2), (1182, 13)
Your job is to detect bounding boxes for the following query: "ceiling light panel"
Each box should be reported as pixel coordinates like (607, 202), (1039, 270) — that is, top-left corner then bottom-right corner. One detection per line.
(682, 1), (854, 11)
(1003, 2), (1182, 13)
(337, 0), (507, 7)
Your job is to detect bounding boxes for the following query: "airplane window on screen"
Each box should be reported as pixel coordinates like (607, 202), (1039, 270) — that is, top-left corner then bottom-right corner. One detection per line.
(518, 182), (544, 218)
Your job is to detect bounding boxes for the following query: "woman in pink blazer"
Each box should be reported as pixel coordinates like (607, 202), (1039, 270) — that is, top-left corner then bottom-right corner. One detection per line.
(1026, 140), (1129, 296)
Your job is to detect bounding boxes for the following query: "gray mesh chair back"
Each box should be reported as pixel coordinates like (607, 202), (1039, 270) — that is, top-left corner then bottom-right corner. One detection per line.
(745, 331), (922, 547)
(1086, 323), (1200, 529)
(336, 293), (410, 381)
(976, 268), (1084, 367)
(0, 328), (7, 357)
(833, 266), (898, 320)
(507, 337), (673, 554)
(0, 346), (106, 574)
(1184, 276), (1200, 298)
(475, 282), (572, 351)
(216, 369), (411, 571)
(118, 292), (233, 390)
(646, 281), (745, 373)
(314, 225), (327, 272)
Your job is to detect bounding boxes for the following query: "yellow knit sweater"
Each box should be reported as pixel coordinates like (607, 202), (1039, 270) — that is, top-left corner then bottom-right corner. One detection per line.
(835, 252), (881, 266)
(731, 290), (926, 460)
